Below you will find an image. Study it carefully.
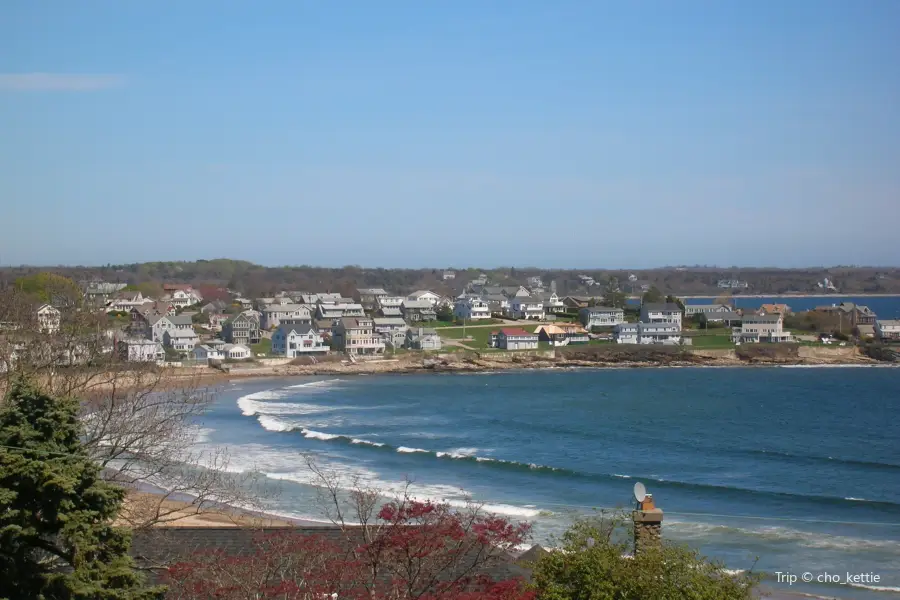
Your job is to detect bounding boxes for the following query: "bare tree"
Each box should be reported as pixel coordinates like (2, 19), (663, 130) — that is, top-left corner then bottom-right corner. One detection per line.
(161, 460), (533, 600)
(0, 286), (270, 528)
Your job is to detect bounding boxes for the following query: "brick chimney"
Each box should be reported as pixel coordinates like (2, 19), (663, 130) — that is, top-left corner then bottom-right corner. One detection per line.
(632, 494), (663, 554)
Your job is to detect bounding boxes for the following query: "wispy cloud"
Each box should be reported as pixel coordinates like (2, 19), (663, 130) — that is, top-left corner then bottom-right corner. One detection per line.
(0, 73), (124, 92)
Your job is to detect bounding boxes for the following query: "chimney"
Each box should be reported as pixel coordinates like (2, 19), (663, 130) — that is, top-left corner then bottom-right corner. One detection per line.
(632, 494), (663, 554)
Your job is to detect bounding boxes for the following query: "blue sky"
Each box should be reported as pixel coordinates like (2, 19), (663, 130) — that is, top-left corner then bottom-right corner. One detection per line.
(2, 1), (899, 268)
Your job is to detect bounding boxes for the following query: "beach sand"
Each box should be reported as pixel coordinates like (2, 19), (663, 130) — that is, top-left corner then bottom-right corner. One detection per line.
(118, 490), (323, 528)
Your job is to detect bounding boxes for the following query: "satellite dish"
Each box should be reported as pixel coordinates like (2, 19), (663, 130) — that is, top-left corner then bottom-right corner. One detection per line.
(633, 482), (647, 504)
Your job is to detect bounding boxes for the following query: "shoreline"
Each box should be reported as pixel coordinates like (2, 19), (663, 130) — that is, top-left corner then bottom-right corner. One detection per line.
(677, 293), (900, 299)
(216, 345), (889, 380)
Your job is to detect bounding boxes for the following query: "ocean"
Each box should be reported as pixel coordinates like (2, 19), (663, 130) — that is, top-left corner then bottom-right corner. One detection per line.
(682, 295), (900, 319)
(195, 368), (900, 599)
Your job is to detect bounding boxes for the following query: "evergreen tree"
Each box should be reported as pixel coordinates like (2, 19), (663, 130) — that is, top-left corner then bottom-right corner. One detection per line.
(0, 379), (162, 600)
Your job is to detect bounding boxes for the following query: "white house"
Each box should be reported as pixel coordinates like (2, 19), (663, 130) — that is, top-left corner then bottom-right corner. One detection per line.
(454, 297), (491, 321)
(373, 317), (408, 349)
(488, 328), (539, 350)
(168, 288), (203, 309)
(163, 328), (200, 353)
(36, 304), (61, 334)
(117, 339), (165, 362)
(614, 322), (682, 345)
(377, 296), (405, 309)
(106, 291), (145, 313)
(538, 292), (566, 314)
(406, 327), (442, 351)
(261, 304), (314, 329)
(193, 344), (224, 362)
(640, 303), (683, 328)
(507, 297), (544, 320)
(222, 343), (252, 360)
(684, 303), (732, 317)
(442, 270), (456, 280)
(316, 303), (365, 320)
(732, 315), (793, 343)
(579, 307), (626, 329)
(875, 319), (900, 341)
(407, 290), (442, 307)
(332, 317), (385, 355)
(151, 314), (194, 343)
(272, 324), (329, 357)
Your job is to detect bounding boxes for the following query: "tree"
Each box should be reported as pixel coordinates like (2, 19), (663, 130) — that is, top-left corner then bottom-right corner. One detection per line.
(530, 516), (757, 600)
(436, 304), (454, 323)
(0, 379), (162, 599)
(641, 286), (664, 304)
(666, 295), (685, 313)
(14, 272), (83, 307)
(163, 463), (533, 600)
(0, 287), (267, 530)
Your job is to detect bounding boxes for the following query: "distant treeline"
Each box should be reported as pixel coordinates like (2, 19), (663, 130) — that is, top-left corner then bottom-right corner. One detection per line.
(1, 259), (898, 298)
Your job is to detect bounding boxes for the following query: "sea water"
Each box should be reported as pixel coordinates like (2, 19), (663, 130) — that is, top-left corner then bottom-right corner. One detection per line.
(193, 367), (900, 599)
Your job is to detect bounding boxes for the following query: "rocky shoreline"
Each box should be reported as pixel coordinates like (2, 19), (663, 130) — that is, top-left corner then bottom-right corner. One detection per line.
(217, 344), (888, 380)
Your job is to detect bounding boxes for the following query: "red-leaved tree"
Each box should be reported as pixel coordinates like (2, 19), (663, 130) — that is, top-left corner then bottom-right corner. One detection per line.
(163, 491), (533, 600)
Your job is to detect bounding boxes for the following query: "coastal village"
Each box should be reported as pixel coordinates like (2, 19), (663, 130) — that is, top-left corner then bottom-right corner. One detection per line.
(4, 270), (897, 372)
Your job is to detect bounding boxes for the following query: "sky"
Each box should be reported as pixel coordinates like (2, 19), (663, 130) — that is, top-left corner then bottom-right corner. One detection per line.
(1, 1), (899, 269)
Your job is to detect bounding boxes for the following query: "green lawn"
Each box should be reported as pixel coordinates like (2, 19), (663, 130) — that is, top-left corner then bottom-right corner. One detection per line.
(428, 318), (505, 328)
(250, 338), (272, 355)
(686, 334), (735, 348)
(440, 327), (497, 348)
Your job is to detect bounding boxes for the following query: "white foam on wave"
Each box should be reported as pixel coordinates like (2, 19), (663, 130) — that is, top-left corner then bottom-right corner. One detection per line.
(288, 378), (343, 389)
(351, 438), (385, 447)
(436, 447), (482, 459)
(613, 474), (631, 479)
(668, 520), (900, 552)
(237, 389), (292, 415)
(397, 446), (429, 453)
(845, 583), (900, 593)
(257, 415), (295, 432)
(301, 428), (340, 441)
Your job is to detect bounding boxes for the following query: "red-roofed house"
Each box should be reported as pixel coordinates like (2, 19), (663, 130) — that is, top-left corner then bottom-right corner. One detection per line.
(489, 328), (539, 350)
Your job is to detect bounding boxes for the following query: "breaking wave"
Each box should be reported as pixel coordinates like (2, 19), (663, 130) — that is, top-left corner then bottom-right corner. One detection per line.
(252, 415), (900, 511)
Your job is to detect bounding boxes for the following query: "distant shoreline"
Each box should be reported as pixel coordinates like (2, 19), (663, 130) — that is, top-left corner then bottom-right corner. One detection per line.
(677, 293), (900, 299)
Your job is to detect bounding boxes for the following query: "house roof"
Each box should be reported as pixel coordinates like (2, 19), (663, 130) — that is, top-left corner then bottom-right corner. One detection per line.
(743, 315), (781, 324)
(642, 303), (682, 312)
(403, 300), (434, 310)
(701, 311), (742, 320)
(759, 303), (791, 313)
(262, 303), (309, 314)
(315, 319), (336, 330)
(877, 319), (900, 326)
(357, 288), (388, 295)
(338, 317), (372, 329)
(583, 306), (623, 313)
(166, 328), (198, 339)
(222, 343), (250, 352)
(408, 290), (438, 298)
(276, 323), (315, 336)
(373, 317), (408, 326)
(496, 328), (535, 337)
(379, 307), (403, 316)
(167, 314), (194, 326)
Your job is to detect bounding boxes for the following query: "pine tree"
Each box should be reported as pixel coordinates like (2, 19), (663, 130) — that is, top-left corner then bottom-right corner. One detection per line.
(0, 379), (163, 599)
